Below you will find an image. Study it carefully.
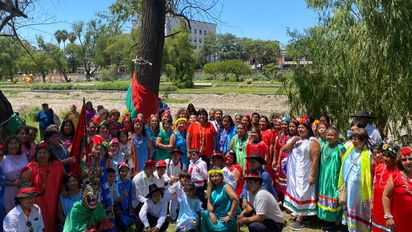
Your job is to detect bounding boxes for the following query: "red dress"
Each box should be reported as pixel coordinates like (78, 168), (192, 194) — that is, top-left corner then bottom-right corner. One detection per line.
(228, 164), (244, 197)
(187, 122), (216, 157)
(274, 132), (290, 198)
(371, 163), (395, 232)
(391, 170), (412, 232)
(246, 141), (267, 169)
(24, 161), (65, 232)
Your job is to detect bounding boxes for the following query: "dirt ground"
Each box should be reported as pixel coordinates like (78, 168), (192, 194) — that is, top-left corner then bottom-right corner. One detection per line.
(4, 90), (290, 117)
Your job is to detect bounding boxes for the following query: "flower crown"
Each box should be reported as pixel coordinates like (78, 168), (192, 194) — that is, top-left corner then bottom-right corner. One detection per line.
(208, 169), (224, 176)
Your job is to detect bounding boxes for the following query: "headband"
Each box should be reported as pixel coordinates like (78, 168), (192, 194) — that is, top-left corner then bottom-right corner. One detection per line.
(174, 117), (187, 126)
(208, 169), (224, 176)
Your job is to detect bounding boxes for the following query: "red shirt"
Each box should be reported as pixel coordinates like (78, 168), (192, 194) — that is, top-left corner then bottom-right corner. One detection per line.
(187, 122), (216, 156)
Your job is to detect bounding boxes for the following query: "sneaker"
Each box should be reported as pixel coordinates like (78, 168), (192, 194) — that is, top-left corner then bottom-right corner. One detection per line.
(292, 221), (304, 231)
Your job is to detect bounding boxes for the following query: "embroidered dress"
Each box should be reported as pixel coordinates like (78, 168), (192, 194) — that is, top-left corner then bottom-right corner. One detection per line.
(390, 170), (412, 232)
(283, 137), (317, 216)
(232, 134), (248, 170)
(317, 143), (345, 222)
(274, 132), (289, 198)
(219, 125), (236, 153)
(372, 163), (394, 232)
(201, 184), (239, 231)
(341, 147), (371, 232)
(145, 126), (158, 158)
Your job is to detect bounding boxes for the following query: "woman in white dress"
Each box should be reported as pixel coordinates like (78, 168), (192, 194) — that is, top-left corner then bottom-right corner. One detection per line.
(281, 116), (320, 230)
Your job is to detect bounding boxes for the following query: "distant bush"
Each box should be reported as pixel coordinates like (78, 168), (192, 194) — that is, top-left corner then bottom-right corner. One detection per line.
(99, 65), (118, 82)
(203, 59), (251, 81)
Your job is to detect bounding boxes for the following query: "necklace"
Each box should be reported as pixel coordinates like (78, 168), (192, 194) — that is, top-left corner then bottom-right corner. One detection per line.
(38, 163), (50, 193)
(198, 123), (206, 153)
(321, 146), (336, 164)
(237, 135), (246, 152)
(401, 171), (412, 196)
(377, 166), (387, 189)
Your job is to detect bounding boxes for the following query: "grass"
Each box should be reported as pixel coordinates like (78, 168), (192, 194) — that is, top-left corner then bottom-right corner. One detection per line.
(164, 98), (191, 104)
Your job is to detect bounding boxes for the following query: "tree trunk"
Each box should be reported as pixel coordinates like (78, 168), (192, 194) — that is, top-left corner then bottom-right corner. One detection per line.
(136, 0), (166, 94)
(41, 72), (46, 83)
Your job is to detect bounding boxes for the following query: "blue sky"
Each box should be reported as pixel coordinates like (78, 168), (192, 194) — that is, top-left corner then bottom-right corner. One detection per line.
(21, 0), (319, 46)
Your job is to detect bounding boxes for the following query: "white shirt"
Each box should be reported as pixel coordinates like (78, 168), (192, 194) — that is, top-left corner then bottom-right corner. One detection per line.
(248, 188), (284, 224)
(188, 158), (208, 187)
(139, 198), (168, 229)
(154, 171), (169, 187)
(165, 159), (187, 179)
(3, 204), (44, 232)
(131, 171), (158, 208)
(365, 123), (382, 145)
(165, 181), (185, 202)
(223, 166), (237, 190)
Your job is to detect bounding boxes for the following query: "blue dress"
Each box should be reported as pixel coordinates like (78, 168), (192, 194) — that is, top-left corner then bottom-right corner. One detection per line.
(60, 192), (82, 216)
(201, 184), (239, 232)
(174, 131), (189, 167)
(0, 166), (5, 224)
(131, 134), (150, 172)
(341, 148), (371, 232)
(218, 125), (236, 153)
(176, 193), (203, 231)
(116, 178), (134, 228)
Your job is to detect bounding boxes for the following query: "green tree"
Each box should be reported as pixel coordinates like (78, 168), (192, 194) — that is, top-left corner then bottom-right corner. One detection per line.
(217, 33), (242, 60)
(0, 37), (24, 81)
(197, 32), (218, 67)
(203, 59), (251, 81)
(286, 0), (412, 140)
(163, 30), (195, 88)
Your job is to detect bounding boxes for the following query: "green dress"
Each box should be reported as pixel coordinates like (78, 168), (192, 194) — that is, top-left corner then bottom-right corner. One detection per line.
(201, 184), (240, 232)
(155, 130), (173, 161)
(317, 142), (346, 222)
(232, 134), (248, 170)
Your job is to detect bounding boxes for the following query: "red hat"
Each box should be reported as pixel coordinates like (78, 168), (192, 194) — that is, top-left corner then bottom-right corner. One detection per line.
(243, 172), (263, 180)
(156, 160), (167, 168)
(211, 152), (224, 158)
(37, 141), (48, 149)
(16, 187), (40, 198)
(92, 136), (105, 145)
(118, 162), (130, 170)
(133, 117), (144, 124)
(399, 147), (412, 157)
(145, 159), (156, 167)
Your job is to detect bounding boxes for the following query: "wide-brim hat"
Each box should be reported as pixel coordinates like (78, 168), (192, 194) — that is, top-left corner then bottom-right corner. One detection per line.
(211, 152), (224, 159)
(146, 184), (165, 198)
(16, 187), (40, 198)
(245, 153), (267, 165)
(171, 148), (182, 155)
(351, 110), (375, 118)
(243, 173), (263, 181)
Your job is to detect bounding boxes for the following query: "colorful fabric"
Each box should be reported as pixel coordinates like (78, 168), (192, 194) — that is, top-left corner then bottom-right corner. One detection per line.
(174, 131), (188, 167)
(130, 134), (150, 174)
(125, 72), (159, 120)
(69, 102), (87, 177)
(187, 122), (216, 157)
(340, 147), (372, 232)
(389, 170), (412, 232)
(283, 137), (318, 216)
(63, 201), (107, 232)
(176, 193), (203, 231)
(218, 125), (236, 153)
(231, 134), (247, 170)
(228, 164), (244, 197)
(25, 161), (65, 232)
(274, 132), (290, 198)
(60, 192), (82, 216)
(317, 143), (345, 222)
(372, 163), (394, 232)
(338, 145), (372, 202)
(201, 184), (240, 231)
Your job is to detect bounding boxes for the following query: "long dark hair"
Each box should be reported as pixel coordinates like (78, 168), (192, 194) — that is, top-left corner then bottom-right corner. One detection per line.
(35, 144), (57, 162)
(4, 135), (21, 155)
(16, 126), (31, 151)
(60, 119), (75, 138)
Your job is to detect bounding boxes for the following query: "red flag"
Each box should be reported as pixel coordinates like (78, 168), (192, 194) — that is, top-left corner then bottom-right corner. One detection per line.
(129, 72), (159, 120)
(69, 100), (87, 176)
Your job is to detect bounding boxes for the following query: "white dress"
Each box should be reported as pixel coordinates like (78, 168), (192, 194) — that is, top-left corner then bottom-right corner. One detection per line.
(284, 137), (318, 216)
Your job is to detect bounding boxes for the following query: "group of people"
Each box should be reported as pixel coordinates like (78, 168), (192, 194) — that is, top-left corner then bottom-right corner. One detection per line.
(0, 100), (411, 232)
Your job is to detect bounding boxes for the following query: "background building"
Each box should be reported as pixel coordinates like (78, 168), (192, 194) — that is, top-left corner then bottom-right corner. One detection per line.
(165, 16), (217, 50)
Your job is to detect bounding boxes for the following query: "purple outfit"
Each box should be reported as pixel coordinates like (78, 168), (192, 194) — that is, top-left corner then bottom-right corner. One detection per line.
(0, 154), (28, 213)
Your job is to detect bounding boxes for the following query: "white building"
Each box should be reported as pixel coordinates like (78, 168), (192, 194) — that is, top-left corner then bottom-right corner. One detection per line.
(165, 16), (217, 51)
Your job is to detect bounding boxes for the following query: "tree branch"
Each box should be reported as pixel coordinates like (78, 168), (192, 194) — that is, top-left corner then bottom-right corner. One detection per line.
(0, 1), (28, 18)
(165, 29), (184, 38)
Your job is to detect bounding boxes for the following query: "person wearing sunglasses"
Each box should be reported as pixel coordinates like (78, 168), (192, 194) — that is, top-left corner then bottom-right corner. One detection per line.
(382, 146), (412, 232)
(3, 187), (44, 232)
